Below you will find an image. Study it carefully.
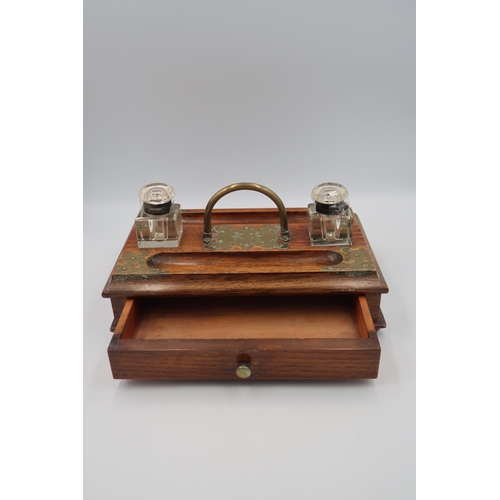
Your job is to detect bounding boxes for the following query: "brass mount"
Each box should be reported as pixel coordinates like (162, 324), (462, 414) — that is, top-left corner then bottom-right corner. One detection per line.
(202, 183), (290, 244)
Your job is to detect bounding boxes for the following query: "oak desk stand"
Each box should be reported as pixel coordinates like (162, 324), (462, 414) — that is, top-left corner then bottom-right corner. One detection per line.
(102, 207), (388, 380)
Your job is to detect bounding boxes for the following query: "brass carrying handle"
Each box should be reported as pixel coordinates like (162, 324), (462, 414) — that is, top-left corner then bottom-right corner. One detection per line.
(203, 182), (290, 244)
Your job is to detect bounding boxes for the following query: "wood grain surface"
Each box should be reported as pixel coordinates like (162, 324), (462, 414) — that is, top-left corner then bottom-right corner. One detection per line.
(108, 334), (381, 380)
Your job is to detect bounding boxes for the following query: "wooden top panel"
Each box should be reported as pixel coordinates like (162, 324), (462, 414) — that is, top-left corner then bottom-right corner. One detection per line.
(102, 208), (388, 297)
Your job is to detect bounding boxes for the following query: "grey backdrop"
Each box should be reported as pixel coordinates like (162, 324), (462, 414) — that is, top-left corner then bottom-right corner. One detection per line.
(84, 1), (415, 499)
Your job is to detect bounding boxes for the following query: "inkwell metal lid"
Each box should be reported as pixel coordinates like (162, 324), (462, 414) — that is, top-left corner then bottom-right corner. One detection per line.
(139, 183), (175, 215)
(311, 182), (349, 215)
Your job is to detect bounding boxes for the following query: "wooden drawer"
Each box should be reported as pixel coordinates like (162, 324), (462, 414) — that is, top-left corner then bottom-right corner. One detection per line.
(108, 294), (380, 380)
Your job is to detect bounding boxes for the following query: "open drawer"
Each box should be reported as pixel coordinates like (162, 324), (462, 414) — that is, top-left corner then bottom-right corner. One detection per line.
(107, 294), (381, 380)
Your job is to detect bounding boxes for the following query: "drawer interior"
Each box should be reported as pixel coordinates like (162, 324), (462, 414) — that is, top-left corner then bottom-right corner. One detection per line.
(115, 294), (375, 341)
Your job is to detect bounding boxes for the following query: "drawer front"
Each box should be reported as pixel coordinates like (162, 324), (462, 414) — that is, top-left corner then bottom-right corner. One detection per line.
(108, 335), (380, 380)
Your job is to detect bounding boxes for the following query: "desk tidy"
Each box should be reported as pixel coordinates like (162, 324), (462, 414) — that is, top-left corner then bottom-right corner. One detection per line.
(102, 182), (388, 380)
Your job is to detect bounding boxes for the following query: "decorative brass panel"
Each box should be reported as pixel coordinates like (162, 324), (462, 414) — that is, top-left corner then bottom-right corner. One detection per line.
(113, 250), (161, 277)
(321, 247), (376, 272)
(204, 225), (289, 251)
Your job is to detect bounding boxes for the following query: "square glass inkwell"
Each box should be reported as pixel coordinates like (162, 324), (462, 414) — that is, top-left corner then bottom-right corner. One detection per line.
(308, 182), (352, 246)
(135, 183), (183, 248)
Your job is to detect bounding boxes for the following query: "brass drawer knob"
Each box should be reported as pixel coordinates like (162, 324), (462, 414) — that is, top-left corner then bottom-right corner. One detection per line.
(236, 363), (251, 379)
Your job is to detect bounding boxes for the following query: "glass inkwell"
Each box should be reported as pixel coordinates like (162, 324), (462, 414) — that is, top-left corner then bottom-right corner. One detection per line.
(135, 183), (183, 248)
(308, 182), (352, 246)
